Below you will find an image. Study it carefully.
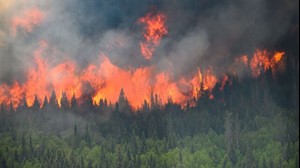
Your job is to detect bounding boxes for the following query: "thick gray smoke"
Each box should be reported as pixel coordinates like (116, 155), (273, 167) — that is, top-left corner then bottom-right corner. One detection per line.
(0, 0), (298, 82)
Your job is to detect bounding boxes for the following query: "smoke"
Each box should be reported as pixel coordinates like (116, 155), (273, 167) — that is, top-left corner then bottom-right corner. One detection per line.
(0, 0), (298, 84)
(163, 28), (209, 78)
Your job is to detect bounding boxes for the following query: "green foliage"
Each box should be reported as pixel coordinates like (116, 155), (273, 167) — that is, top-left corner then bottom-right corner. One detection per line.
(0, 80), (298, 168)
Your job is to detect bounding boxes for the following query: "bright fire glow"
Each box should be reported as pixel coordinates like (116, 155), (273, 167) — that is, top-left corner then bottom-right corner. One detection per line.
(250, 49), (285, 77)
(0, 40), (206, 109)
(0, 43), (286, 109)
(0, 9), (286, 110)
(138, 11), (167, 60)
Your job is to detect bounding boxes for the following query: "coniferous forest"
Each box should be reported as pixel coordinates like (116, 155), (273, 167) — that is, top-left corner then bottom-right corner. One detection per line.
(0, 63), (298, 168)
(0, 0), (299, 168)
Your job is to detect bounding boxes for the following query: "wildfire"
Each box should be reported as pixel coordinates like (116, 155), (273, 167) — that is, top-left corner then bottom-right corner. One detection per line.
(249, 49), (285, 77)
(0, 9), (286, 110)
(272, 51), (284, 63)
(11, 7), (44, 36)
(0, 40), (197, 109)
(189, 68), (218, 100)
(138, 11), (168, 60)
(0, 43), (286, 110)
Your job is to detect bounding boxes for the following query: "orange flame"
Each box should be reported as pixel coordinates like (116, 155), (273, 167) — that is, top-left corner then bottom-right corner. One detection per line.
(250, 49), (285, 77)
(0, 7), (287, 111)
(272, 51), (284, 63)
(138, 11), (167, 60)
(188, 68), (218, 100)
(0, 40), (202, 109)
(197, 68), (218, 91)
(11, 7), (44, 36)
(0, 42), (286, 110)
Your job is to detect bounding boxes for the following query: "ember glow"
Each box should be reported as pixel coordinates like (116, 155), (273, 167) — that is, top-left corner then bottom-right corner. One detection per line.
(138, 11), (168, 60)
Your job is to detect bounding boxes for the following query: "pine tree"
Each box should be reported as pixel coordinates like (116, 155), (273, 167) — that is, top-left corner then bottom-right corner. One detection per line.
(179, 150), (184, 168)
(21, 134), (27, 160)
(32, 94), (40, 111)
(60, 91), (69, 110)
(234, 113), (240, 151)
(84, 124), (91, 146)
(9, 100), (14, 112)
(73, 124), (78, 148)
(42, 95), (49, 111)
(19, 94), (28, 111)
(224, 111), (236, 164)
(117, 88), (131, 113)
(1, 103), (4, 113)
(49, 90), (58, 110)
(29, 135), (33, 155)
(142, 100), (150, 113)
(70, 93), (78, 112)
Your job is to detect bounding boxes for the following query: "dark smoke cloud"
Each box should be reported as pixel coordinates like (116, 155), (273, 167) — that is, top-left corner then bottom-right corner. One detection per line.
(0, 0), (298, 82)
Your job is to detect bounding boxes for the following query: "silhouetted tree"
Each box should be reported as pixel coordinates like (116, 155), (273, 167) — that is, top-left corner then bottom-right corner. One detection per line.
(32, 94), (40, 111)
(70, 93), (78, 112)
(18, 95), (28, 111)
(9, 100), (14, 112)
(142, 100), (150, 113)
(60, 91), (69, 110)
(49, 90), (59, 110)
(1, 103), (4, 113)
(42, 95), (49, 111)
(117, 88), (131, 114)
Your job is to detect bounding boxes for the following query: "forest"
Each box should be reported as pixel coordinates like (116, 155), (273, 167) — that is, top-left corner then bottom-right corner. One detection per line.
(0, 63), (298, 168)
(0, 0), (299, 167)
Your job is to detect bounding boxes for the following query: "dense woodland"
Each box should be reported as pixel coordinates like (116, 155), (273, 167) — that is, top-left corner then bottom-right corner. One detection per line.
(0, 55), (299, 168)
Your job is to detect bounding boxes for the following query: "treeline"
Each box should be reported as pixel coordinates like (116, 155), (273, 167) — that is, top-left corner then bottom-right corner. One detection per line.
(0, 67), (299, 167)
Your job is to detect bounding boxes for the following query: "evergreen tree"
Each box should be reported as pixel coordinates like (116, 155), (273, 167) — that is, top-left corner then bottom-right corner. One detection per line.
(117, 88), (131, 114)
(1, 103), (4, 113)
(142, 100), (150, 113)
(18, 95), (28, 111)
(60, 91), (69, 110)
(84, 124), (91, 146)
(29, 135), (33, 155)
(73, 124), (78, 148)
(234, 113), (240, 151)
(49, 90), (58, 110)
(32, 94), (40, 111)
(42, 95), (49, 111)
(9, 100), (14, 112)
(70, 93), (78, 112)
(224, 111), (236, 164)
